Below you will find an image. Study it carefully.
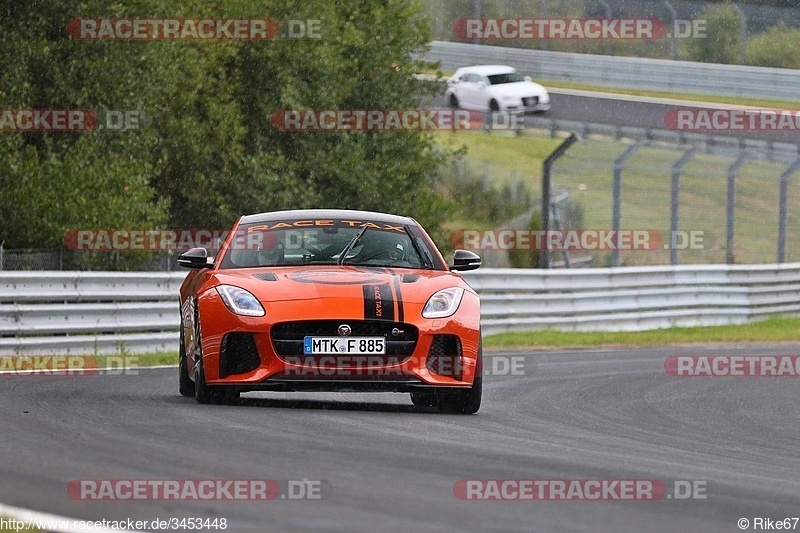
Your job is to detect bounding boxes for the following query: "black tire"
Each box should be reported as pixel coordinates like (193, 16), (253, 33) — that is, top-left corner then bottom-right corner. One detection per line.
(410, 391), (438, 408)
(194, 354), (220, 404)
(178, 323), (194, 397)
(437, 339), (483, 414)
(489, 99), (500, 112)
(192, 313), (239, 405)
(449, 93), (459, 108)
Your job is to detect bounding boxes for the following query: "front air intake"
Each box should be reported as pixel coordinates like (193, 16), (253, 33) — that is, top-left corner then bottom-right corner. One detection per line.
(219, 333), (261, 378)
(426, 334), (463, 380)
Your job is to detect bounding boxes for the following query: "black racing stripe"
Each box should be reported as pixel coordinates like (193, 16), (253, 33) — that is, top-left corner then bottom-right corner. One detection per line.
(362, 282), (395, 321)
(388, 268), (404, 323)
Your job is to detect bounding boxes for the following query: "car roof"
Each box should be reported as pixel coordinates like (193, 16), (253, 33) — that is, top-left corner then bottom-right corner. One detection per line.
(239, 209), (417, 226)
(454, 65), (518, 76)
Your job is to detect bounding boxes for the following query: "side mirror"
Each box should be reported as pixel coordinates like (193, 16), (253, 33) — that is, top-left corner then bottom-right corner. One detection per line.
(524, 76), (532, 82)
(178, 247), (212, 269)
(449, 249), (481, 271)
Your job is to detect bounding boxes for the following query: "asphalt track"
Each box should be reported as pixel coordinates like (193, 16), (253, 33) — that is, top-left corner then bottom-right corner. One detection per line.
(432, 89), (800, 144)
(2, 345), (800, 532)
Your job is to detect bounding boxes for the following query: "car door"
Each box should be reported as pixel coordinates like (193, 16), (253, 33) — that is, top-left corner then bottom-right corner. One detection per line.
(457, 73), (481, 110)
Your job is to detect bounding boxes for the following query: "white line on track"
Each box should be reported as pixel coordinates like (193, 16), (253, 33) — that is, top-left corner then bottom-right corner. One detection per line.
(0, 364), (177, 376)
(0, 502), (146, 533)
(548, 87), (786, 111)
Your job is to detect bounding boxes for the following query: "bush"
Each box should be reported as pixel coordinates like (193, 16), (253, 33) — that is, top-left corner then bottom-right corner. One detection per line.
(507, 210), (541, 269)
(746, 24), (800, 69)
(682, 2), (743, 64)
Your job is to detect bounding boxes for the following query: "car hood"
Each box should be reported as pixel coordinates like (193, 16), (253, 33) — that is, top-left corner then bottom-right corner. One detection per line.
(208, 265), (470, 305)
(488, 81), (548, 98)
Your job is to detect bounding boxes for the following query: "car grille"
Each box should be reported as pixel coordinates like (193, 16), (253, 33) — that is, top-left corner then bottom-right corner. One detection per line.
(270, 320), (418, 361)
(219, 332), (261, 377)
(426, 334), (463, 379)
(522, 96), (539, 106)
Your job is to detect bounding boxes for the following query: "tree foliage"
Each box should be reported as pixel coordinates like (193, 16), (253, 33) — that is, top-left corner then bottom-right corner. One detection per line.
(746, 23), (800, 69)
(681, 2), (744, 64)
(0, 0), (450, 250)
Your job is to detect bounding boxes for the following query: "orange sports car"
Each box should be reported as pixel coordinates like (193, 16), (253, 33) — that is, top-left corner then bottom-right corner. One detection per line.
(177, 209), (483, 413)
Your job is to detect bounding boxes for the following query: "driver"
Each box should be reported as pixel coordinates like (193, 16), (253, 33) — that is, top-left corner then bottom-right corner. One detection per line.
(358, 231), (409, 264)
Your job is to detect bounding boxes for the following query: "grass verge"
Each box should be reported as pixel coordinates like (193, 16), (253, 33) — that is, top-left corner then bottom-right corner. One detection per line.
(0, 517), (38, 532)
(94, 352), (177, 368)
(484, 317), (800, 349)
(87, 318), (800, 364)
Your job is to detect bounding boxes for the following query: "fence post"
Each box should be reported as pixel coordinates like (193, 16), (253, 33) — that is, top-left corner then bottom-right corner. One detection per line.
(778, 157), (800, 263)
(597, 0), (613, 56)
(726, 153), (749, 264)
(472, 0), (481, 45)
(541, 133), (578, 269)
(662, 1), (678, 60)
(670, 147), (697, 265)
(539, 0), (548, 51)
(732, 3), (747, 65)
(611, 140), (647, 267)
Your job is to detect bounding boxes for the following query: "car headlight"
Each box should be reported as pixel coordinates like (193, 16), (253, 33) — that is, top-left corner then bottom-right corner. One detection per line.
(502, 95), (517, 101)
(216, 285), (265, 317)
(422, 287), (465, 319)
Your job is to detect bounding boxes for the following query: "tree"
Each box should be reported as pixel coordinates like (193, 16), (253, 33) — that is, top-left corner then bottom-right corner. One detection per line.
(0, 0), (453, 255)
(682, 2), (743, 64)
(746, 23), (800, 69)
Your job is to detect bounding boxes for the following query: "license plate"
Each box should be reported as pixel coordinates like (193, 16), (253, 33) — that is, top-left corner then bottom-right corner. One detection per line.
(303, 336), (386, 355)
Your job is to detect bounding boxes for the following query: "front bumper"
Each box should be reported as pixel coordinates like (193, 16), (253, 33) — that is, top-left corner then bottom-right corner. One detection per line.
(196, 292), (481, 390)
(505, 102), (551, 113)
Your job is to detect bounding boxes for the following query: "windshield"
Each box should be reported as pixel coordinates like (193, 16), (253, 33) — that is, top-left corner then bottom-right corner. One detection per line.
(487, 72), (525, 85)
(220, 221), (429, 269)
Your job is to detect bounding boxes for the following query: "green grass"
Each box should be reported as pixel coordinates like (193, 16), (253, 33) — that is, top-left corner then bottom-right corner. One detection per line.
(94, 352), (177, 367)
(0, 517), (38, 532)
(435, 130), (800, 265)
(66, 318), (800, 363)
(539, 78), (800, 110)
(485, 316), (800, 349)
(434, 130), (560, 185)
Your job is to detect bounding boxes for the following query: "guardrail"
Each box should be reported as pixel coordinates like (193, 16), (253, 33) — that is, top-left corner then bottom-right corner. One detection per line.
(468, 264), (800, 335)
(1, 265), (798, 354)
(426, 41), (800, 102)
(0, 272), (185, 355)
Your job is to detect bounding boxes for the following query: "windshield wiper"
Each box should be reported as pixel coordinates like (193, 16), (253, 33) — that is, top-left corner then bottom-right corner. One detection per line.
(337, 225), (369, 266)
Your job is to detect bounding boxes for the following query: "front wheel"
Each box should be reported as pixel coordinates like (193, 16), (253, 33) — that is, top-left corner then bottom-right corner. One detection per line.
(410, 391), (438, 408)
(437, 372), (482, 414)
(192, 315), (239, 405)
(449, 93), (459, 108)
(437, 338), (482, 414)
(179, 326), (194, 398)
